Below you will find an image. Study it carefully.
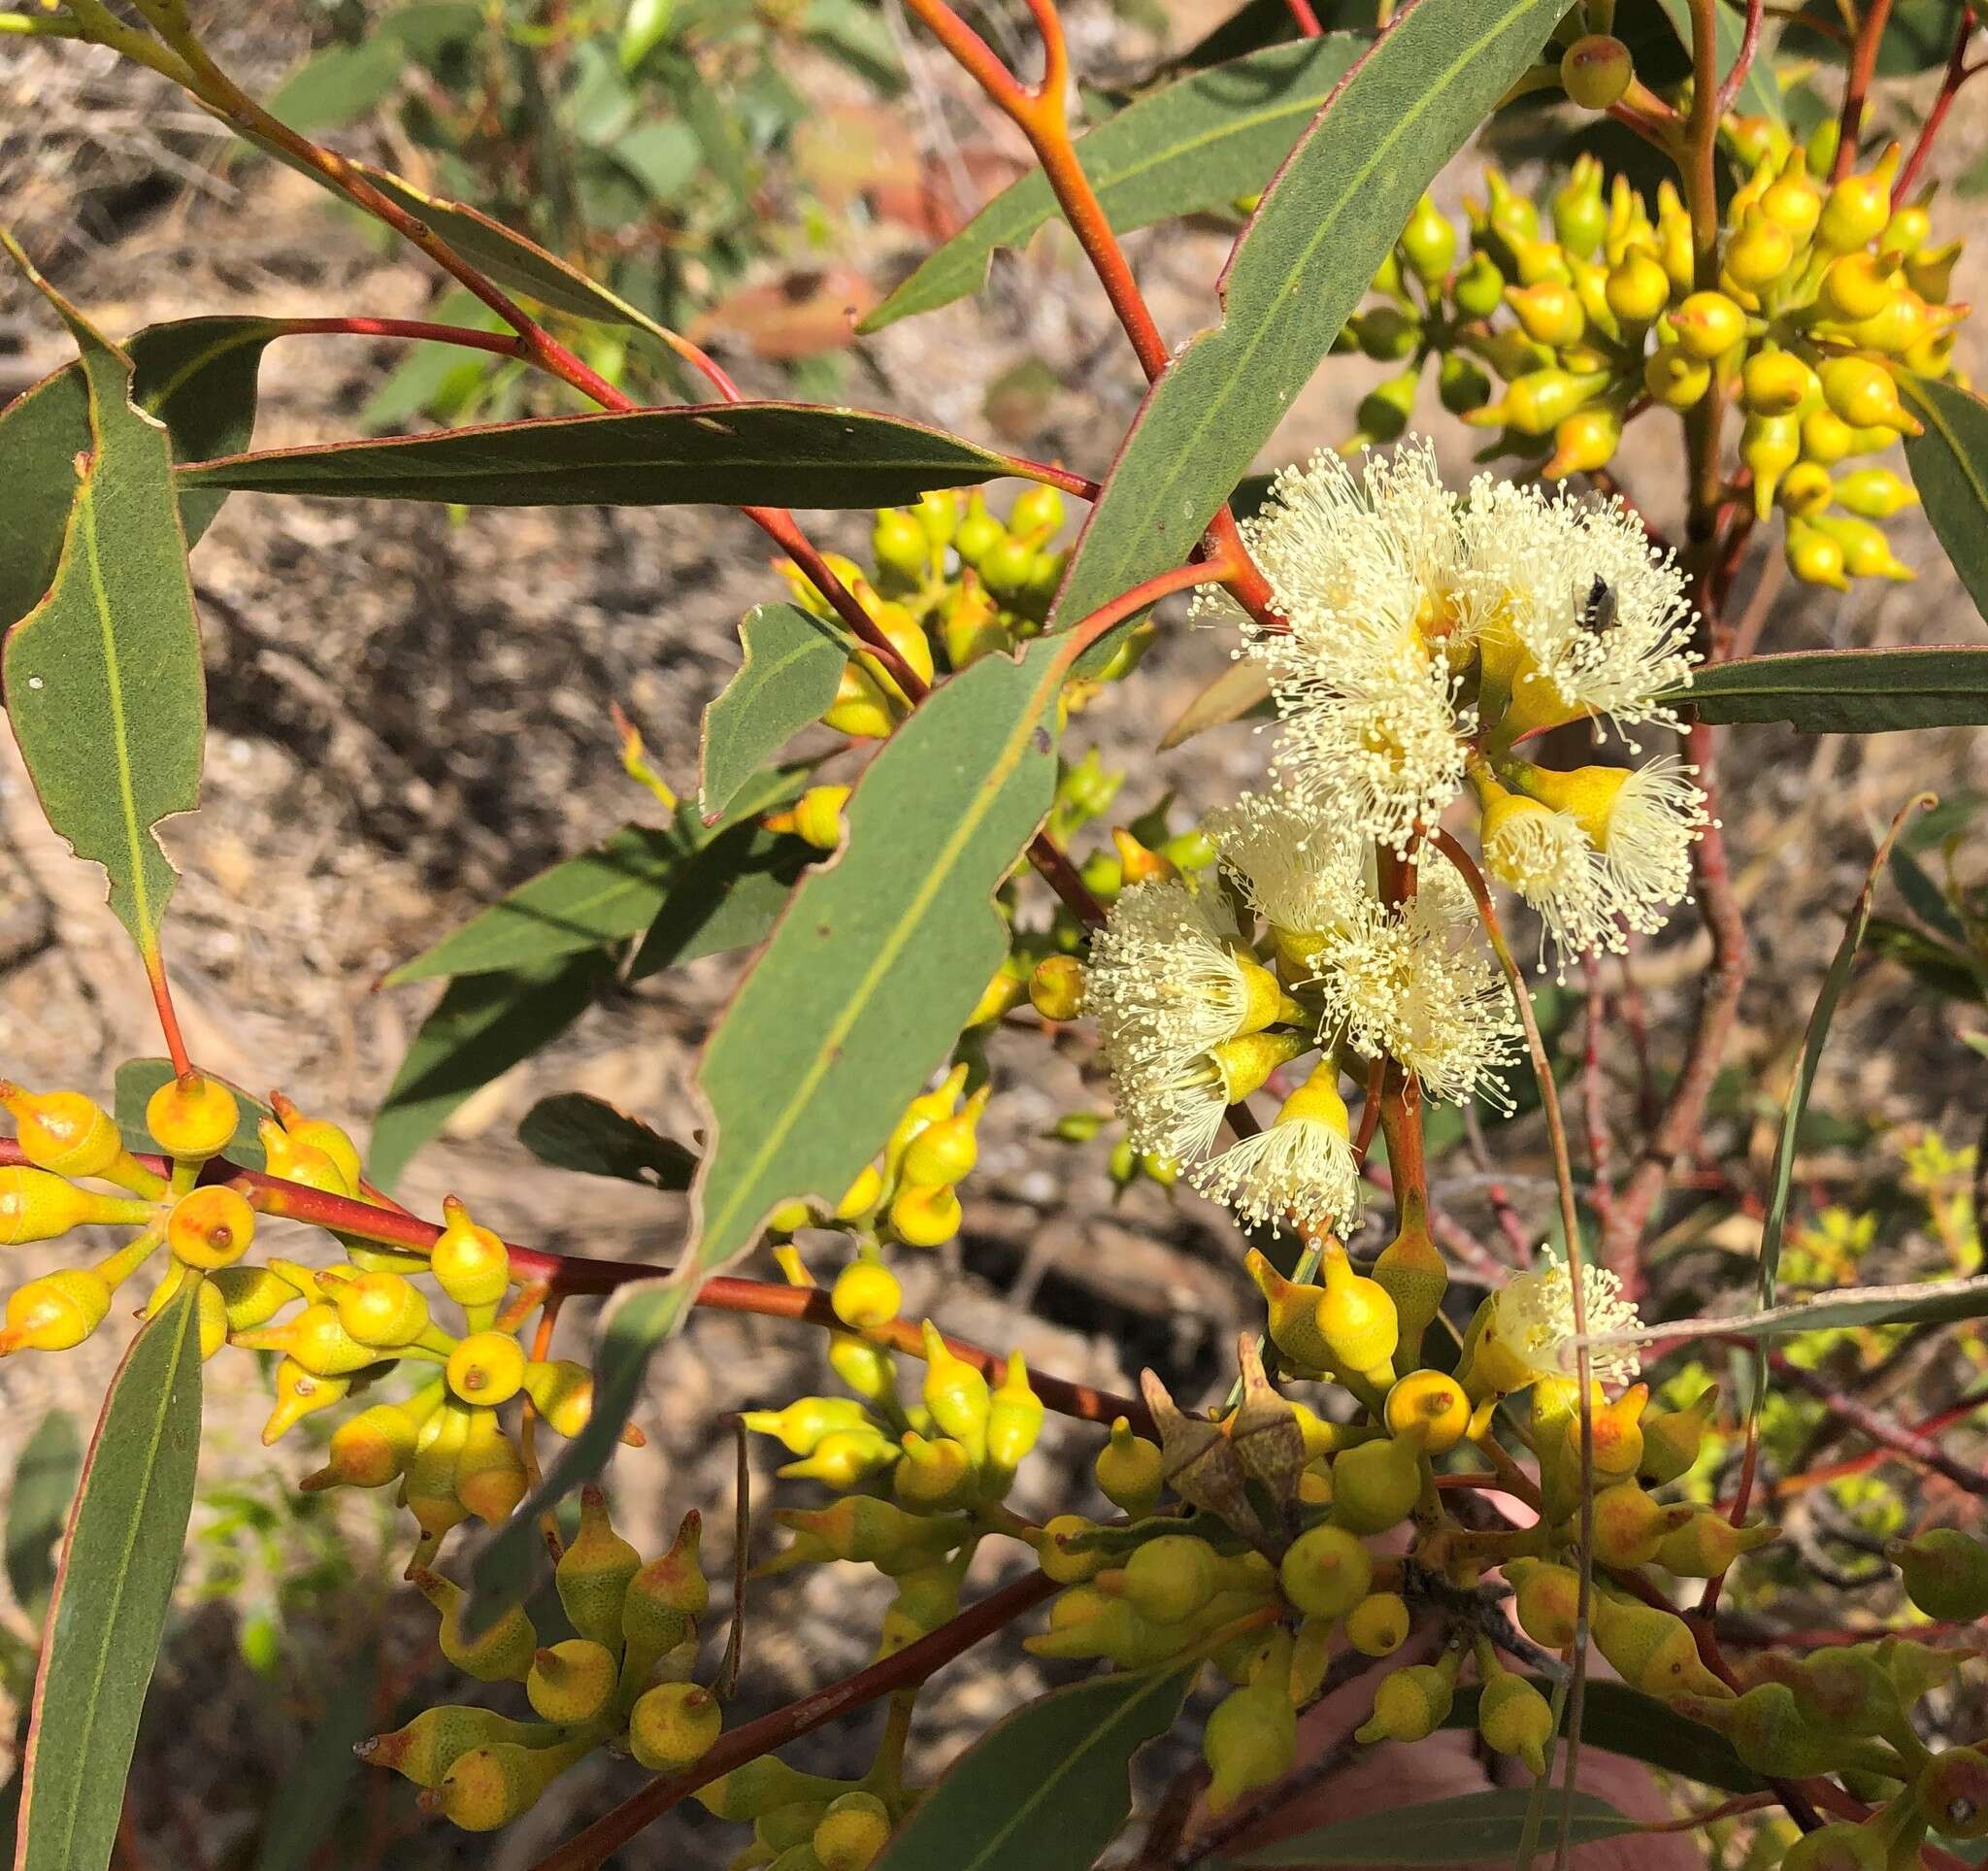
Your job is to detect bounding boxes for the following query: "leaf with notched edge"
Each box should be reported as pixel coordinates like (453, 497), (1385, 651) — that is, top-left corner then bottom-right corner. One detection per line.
(517, 1093), (697, 1189)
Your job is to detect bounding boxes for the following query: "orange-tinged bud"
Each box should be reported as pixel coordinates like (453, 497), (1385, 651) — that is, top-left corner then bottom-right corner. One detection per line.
(1385, 1371), (1469, 1453)
(261, 1357), (348, 1443)
(455, 1410), (529, 1524)
(1640, 1385), (1715, 1484)
(356, 1705), (556, 1788)
(425, 1737), (586, 1831)
(1505, 1557), (1581, 1649)
(236, 1301), (381, 1379)
(1577, 1480), (1694, 1567)
(1543, 405), (1621, 481)
(164, 1186), (254, 1270)
(0, 1167), (154, 1245)
(557, 1486), (642, 1648)
(1506, 282), (1584, 348)
(258, 1122), (350, 1196)
(1244, 1250), (1333, 1374)
(0, 1084), (132, 1182)
(629, 1681), (722, 1773)
(1560, 34), (1631, 110)
(411, 1566), (539, 1682)
(1671, 291), (1747, 360)
(0, 1267), (112, 1355)
(303, 1398), (426, 1491)
(623, 1509), (708, 1683)
(447, 1330), (528, 1406)
(270, 1093), (363, 1191)
(145, 1072), (239, 1161)
(522, 1358), (593, 1437)
(525, 1637), (617, 1725)
(333, 1269), (429, 1348)
(431, 1197), (512, 1310)
(1578, 1383), (1647, 1479)
(1919, 1747), (1988, 1841)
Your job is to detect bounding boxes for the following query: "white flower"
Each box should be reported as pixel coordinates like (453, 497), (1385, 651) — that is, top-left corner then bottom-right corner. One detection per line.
(1470, 484), (1697, 740)
(1084, 879), (1259, 1076)
(1315, 865), (1520, 1109)
(1487, 1252), (1643, 1391)
(1121, 1052), (1235, 1168)
(1478, 787), (1619, 973)
(1202, 790), (1369, 961)
(1191, 1067), (1359, 1235)
(1587, 756), (1708, 933)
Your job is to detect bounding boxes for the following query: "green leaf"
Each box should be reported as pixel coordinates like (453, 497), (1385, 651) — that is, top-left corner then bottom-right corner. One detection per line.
(474, 631), (1069, 1615)
(1047, 0), (1564, 630)
(1902, 377), (1988, 626)
(1158, 656), (1275, 750)
(248, 1643), (381, 1871)
(516, 1092), (697, 1188)
(1866, 915), (1986, 1003)
(874, 1665), (1195, 1870)
(1, 317), (278, 634)
(5, 1415), (82, 1632)
(113, 1060), (271, 1169)
(700, 604), (847, 819)
(179, 404), (1043, 509)
(1441, 1680), (1763, 1795)
(1653, 0), (1783, 124)
(0, 246), (206, 964)
(17, 1282), (203, 1871)
(1891, 843), (1971, 947)
(368, 952), (613, 1191)
(629, 821), (812, 976)
(268, 38), (410, 131)
(384, 824), (683, 986)
(1668, 648), (1988, 730)
(1221, 1790), (1639, 1866)
(861, 37), (1370, 332)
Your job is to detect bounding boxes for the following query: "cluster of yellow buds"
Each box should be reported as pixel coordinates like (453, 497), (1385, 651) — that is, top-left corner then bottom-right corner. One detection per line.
(772, 1064), (990, 1253)
(1342, 132), (1965, 585)
(782, 484), (1142, 747)
(0, 1077), (605, 1573)
(358, 1488), (716, 1830)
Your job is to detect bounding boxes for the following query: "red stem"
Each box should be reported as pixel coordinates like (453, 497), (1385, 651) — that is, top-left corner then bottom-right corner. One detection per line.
(529, 1570), (1058, 1870)
(143, 952), (191, 1079)
(1833, 0), (1898, 179)
(1896, 5), (1980, 197)
(1284, 0), (1325, 31)
(1715, 0), (1766, 111)
(276, 315), (529, 358)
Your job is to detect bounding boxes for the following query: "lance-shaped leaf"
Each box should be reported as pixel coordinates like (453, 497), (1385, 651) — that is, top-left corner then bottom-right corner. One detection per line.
(178, 405), (1045, 510)
(699, 604), (846, 820)
(16, 1281), (203, 1871)
(368, 951), (614, 1191)
(1653, 0), (1784, 124)
(516, 1092), (697, 1189)
(1223, 1789), (1638, 1865)
(862, 36), (1370, 332)
(2, 316), (278, 633)
(628, 820), (813, 977)
(384, 824), (684, 986)
(1903, 376), (1988, 626)
(1158, 656), (1275, 749)
(1048, 0), (1565, 630)
(872, 1665), (1197, 1871)
(1, 241), (206, 968)
(1662, 647), (1988, 731)
(473, 632), (1069, 1617)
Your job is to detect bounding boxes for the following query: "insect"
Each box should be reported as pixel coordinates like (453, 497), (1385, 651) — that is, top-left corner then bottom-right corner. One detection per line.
(1577, 574), (1619, 635)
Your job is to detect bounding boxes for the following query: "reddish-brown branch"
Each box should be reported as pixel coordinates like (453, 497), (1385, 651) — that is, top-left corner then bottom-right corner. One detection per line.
(530, 1570), (1058, 1870)
(1833, 0), (1899, 179)
(1715, 0), (1767, 110)
(1601, 720), (1748, 1286)
(1897, 4), (1981, 197)
(275, 316), (530, 359)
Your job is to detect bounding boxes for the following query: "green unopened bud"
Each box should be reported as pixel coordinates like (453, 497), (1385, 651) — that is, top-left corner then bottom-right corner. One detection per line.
(1345, 1591), (1409, 1656)
(1279, 1523), (1374, 1620)
(1400, 195), (1458, 286)
(424, 1736), (587, 1831)
(1479, 1671), (1554, 1775)
(1330, 1434), (1421, 1535)
(629, 1681), (723, 1773)
(764, 1497), (965, 1575)
(410, 1568), (538, 1683)
(556, 1486), (642, 1648)
(1356, 1662), (1454, 1744)
(1095, 1417), (1163, 1520)
(356, 1705), (558, 1788)
(1888, 1527), (1988, 1621)
(1560, 34), (1631, 111)
(1204, 1678), (1297, 1813)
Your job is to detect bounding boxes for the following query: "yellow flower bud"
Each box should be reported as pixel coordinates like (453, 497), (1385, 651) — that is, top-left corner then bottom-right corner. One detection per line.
(743, 1395), (881, 1455)
(1656, 1510), (1778, 1578)
(235, 1301), (381, 1379)
(1833, 466), (1917, 518)
(333, 1269), (430, 1348)
(0, 1267), (112, 1355)
(525, 1637), (618, 1725)
(158, 1186), (251, 1271)
(1279, 1523), (1373, 1620)
(1778, 461), (1835, 517)
(1345, 1591), (1410, 1657)
(902, 1095), (982, 1187)
(269, 1094), (364, 1191)
(1117, 1534), (1220, 1625)
(1575, 1480), (1696, 1567)
(891, 1430), (976, 1509)
(1505, 1557), (1581, 1649)
(356, 1705), (555, 1789)
(1740, 348), (1817, 416)
(1813, 513), (1915, 581)
(1330, 1434), (1421, 1535)
(1906, 238), (1963, 304)
(1723, 214), (1796, 292)
(1800, 405), (1859, 463)
(1786, 516), (1850, 588)
(986, 1350), (1044, 1475)
(1816, 148), (1899, 253)
(1037, 1513), (1108, 1584)
(835, 1161), (883, 1220)
(1742, 412), (1803, 519)
(1400, 195), (1458, 286)
(1204, 1678), (1297, 1812)
(1029, 954), (1084, 1020)
(814, 1790), (893, 1871)
(1592, 1591), (1731, 1701)
(522, 1357), (593, 1437)
(447, 1331), (529, 1406)
(628, 1681), (723, 1774)
(1760, 164), (1824, 243)
(425, 1737), (587, 1831)
(1543, 405), (1621, 481)
(1819, 356), (1921, 435)
(1356, 1661), (1454, 1744)
(455, 1409), (529, 1524)
(1671, 291), (1748, 360)
(1643, 344), (1711, 410)
(431, 1196), (511, 1311)
(1605, 250), (1673, 325)
(789, 785), (850, 852)
(0, 1083), (147, 1186)
(1506, 282), (1584, 348)
(145, 1072), (239, 1162)
(1819, 251), (1903, 322)
(919, 1320), (990, 1462)
(410, 1565), (539, 1682)
(0, 1167), (155, 1245)
(1095, 1417), (1164, 1520)
(302, 1397), (427, 1491)
(1480, 1670), (1555, 1775)
(261, 1356), (348, 1443)
(888, 1180), (960, 1249)
(1384, 1371), (1470, 1453)
(1244, 1249), (1334, 1375)
(871, 507), (932, 591)
(830, 1257), (901, 1331)
(1317, 1243), (1401, 1387)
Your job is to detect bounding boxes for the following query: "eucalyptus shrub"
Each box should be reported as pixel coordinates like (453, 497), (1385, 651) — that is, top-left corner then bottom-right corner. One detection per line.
(2, 0), (1988, 1867)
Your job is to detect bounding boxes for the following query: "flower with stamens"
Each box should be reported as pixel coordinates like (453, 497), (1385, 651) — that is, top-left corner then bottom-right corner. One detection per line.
(1471, 1251), (1643, 1395)
(1202, 791), (1369, 974)
(1505, 756), (1708, 936)
(1471, 484), (1697, 743)
(1315, 866), (1520, 1109)
(1192, 1062), (1359, 1235)
(1120, 1032), (1309, 1171)
(1084, 879), (1289, 1077)
(1475, 780), (1618, 973)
